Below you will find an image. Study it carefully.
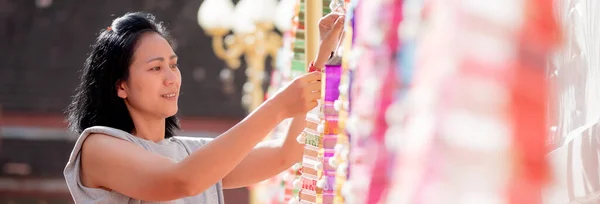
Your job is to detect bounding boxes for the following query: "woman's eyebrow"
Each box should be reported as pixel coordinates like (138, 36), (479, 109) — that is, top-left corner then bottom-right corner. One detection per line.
(146, 54), (178, 63)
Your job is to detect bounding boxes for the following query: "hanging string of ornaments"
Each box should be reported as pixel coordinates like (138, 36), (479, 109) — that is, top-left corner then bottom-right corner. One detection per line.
(261, 0), (560, 203)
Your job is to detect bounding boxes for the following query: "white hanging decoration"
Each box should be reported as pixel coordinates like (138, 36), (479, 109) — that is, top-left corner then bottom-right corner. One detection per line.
(292, 178), (302, 189)
(315, 161), (323, 170)
(292, 163), (302, 171)
(296, 133), (306, 144)
(334, 99), (342, 111)
(316, 177), (327, 188)
(317, 123), (325, 134)
(329, 157), (338, 168)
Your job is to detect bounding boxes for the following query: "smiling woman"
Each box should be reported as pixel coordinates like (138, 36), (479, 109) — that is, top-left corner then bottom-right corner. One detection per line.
(116, 33), (181, 128)
(62, 11), (331, 203)
(66, 12), (181, 139)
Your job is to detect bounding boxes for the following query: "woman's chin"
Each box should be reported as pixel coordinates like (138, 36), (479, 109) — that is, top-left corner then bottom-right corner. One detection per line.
(162, 107), (178, 118)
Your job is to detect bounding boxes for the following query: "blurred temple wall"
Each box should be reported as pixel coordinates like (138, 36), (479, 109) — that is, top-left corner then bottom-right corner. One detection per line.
(0, 0), (258, 203)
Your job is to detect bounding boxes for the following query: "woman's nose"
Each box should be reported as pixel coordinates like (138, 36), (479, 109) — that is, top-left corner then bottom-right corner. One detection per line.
(164, 67), (178, 86)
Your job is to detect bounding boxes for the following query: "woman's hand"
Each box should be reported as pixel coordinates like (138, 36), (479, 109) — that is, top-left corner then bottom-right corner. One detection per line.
(315, 12), (345, 68)
(270, 71), (322, 120)
(318, 6), (346, 42)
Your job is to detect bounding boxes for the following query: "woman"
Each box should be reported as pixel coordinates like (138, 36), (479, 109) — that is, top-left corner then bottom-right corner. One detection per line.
(64, 11), (345, 203)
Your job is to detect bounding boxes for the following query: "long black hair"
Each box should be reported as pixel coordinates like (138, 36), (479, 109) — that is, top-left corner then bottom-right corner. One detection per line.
(66, 12), (180, 138)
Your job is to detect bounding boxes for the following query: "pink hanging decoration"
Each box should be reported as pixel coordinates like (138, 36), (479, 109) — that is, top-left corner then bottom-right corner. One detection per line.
(324, 65), (342, 103)
(365, 0), (403, 203)
(508, 0), (559, 203)
(345, 0), (403, 203)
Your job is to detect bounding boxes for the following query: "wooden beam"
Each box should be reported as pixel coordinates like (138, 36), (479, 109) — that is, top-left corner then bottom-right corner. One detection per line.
(304, 0), (322, 66)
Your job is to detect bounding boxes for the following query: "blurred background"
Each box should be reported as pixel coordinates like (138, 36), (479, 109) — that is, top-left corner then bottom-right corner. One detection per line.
(0, 0), (254, 203)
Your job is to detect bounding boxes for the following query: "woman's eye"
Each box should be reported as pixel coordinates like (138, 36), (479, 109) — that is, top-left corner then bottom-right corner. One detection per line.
(170, 64), (179, 69)
(151, 67), (161, 71)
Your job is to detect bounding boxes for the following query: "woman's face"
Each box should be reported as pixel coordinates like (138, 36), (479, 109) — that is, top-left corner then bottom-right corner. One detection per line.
(117, 32), (181, 119)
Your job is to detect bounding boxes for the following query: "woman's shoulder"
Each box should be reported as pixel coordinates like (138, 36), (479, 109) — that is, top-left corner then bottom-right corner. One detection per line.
(68, 126), (142, 160)
(63, 126), (138, 200)
(77, 126), (146, 145)
(69, 126), (140, 158)
(80, 126), (133, 138)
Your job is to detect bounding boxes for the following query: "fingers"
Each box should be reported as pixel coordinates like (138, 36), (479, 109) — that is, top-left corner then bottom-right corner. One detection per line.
(330, 6), (346, 16)
(320, 13), (343, 26)
(310, 90), (322, 101)
(333, 16), (345, 32)
(322, 12), (343, 20)
(297, 72), (322, 102)
(334, 5), (346, 14)
(320, 15), (336, 24)
(318, 15), (345, 55)
(307, 80), (322, 92)
(306, 100), (319, 111)
(307, 77), (322, 102)
(321, 15), (345, 44)
(302, 71), (323, 83)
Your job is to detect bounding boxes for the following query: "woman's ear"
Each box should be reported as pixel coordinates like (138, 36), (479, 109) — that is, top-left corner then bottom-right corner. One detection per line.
(116, 80), (128, 99)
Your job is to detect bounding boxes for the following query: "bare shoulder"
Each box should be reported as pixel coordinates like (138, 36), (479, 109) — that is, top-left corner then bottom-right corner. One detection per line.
(79, 133), (184, 200)
(80, 133), (134, 189)
(82, 133), (132, 157)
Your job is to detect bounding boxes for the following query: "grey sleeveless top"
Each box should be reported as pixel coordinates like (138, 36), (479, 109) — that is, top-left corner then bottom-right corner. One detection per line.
(63, 126), (225, 204)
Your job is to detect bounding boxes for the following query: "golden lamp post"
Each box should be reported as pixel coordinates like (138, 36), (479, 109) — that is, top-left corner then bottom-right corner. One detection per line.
(197, 0), (296, 112)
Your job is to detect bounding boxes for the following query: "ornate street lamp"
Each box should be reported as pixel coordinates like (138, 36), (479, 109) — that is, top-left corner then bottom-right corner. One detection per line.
(198, 0), (296, 112)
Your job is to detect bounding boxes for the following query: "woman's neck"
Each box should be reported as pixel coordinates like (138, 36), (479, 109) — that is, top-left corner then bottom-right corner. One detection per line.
(129, 112), (166, 143)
